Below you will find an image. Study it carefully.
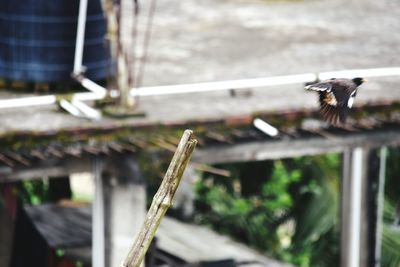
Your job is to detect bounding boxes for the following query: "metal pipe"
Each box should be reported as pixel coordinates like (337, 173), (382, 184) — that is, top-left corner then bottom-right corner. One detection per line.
(341, 149), (352, 267)
(130, 73), (317, 97)
(79, 77), (107, 96)
(73, 0), (89, 75)
(1, 67), (400, 110)
(253, 118), (279, 137)
(0, 95), (57, 109)
(349, 147), (363, 267)
(59, 99), (82, 117)
(72, 100), (102, 120)
(375, 147), (388, 267)
(131, 67), (400, 97)
(319, 67), (400, 80)
(0, 77), (107, 110)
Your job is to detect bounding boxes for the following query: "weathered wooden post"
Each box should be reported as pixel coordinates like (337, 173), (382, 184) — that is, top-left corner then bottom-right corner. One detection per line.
(101, 0), (136, 110)
(121, 130), (197, 267)
(91, 130), (196, 267)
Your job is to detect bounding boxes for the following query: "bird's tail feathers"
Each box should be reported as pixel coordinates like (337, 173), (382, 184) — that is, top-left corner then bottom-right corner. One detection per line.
(320, 104), (346, 126)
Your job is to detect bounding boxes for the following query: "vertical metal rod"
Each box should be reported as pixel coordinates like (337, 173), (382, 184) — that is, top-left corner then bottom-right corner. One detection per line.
(375, 147), (388, 267)
(74, 0), (89, 74)
(92, 157), (105, 267)
(349, 147), (363, 267)
(341, 149), (351, 267)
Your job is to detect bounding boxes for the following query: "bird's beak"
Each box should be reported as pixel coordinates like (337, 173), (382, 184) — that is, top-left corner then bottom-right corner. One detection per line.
(363, 78), (369, 83)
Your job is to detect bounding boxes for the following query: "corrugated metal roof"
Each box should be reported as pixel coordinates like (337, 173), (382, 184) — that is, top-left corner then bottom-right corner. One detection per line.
(25, 203), (292, 266)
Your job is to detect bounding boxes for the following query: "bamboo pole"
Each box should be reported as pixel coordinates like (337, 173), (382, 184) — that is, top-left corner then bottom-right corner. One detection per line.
(120, 129), (197, 267)
(101, 0), (135, 109)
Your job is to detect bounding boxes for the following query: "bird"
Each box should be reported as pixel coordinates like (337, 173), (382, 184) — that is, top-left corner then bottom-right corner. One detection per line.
(305, 77), (367, 125)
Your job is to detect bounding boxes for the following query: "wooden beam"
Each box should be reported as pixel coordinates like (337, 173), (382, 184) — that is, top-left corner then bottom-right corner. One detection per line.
(193, 130), (400, 164)
(0, 157), (91, 183)
(156, 217), (293, 266)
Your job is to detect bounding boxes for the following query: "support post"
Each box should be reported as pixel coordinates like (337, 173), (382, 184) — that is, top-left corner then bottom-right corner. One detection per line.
(103, 154), (146, 267)
(92, 156), (105, 267)
(341, 147), (382, 267)
(121, 129), (197, 267)
(101, 0), (136, 109)
(73, 0), (88, 75)
(341, 147), (364, 267)
(375, 147), (387, 267)
(0, 185), (16, 267)
(341, 149), (351, 267)
(360, 149), (380, 267)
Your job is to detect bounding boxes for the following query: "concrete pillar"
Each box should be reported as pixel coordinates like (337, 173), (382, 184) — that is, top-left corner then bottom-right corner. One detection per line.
(103, 154), (146, 267)
(92, 156), (105, 267)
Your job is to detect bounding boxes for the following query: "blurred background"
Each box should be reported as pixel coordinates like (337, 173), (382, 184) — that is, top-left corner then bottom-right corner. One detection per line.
(1, 0), (400, 266)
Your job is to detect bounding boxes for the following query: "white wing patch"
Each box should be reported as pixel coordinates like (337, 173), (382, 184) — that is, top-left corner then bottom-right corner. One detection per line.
(305, 84), (331, 92)
(347, 96), (354, 108)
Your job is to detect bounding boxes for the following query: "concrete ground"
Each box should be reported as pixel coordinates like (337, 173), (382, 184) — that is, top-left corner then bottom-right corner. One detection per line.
(1, 0), (400, 134)
(137, 0), (400, 86)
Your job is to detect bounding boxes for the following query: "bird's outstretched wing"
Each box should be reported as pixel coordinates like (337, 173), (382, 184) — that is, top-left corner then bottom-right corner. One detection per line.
(305, 82), (332, 92)
(305, 79), (349, 125)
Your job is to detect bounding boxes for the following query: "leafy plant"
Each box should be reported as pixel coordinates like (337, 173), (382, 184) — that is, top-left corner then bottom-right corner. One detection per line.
(16, 179), (49, 205)
(380, 148), (400, 267)
(195, 149), (400, 267)
(195, 154), (341, 266)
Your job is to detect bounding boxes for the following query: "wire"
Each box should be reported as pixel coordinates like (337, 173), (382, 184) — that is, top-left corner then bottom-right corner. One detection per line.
(128, 0), (140, 88)
(135, 0), (158, 88)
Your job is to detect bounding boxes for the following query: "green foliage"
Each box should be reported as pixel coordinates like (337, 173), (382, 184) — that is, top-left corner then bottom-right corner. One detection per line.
(381, 224), (400, 267)
(195, 154), (340, 267)
(385, 148), (400, 203)
(195, 149), (400, 267)
(381, 197), (400, 267)
(56, 249), (65, 257)
(16, 179), (49, 205)
(380, 148), (400, 267)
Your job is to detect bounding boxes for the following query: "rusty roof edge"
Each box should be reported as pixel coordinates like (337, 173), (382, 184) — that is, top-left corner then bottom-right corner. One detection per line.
(0, 99), (399, 153)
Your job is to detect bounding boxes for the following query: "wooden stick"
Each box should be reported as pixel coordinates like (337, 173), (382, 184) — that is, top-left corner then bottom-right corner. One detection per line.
(120, 129), (197, 267)
(190, 162), (231, 177)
